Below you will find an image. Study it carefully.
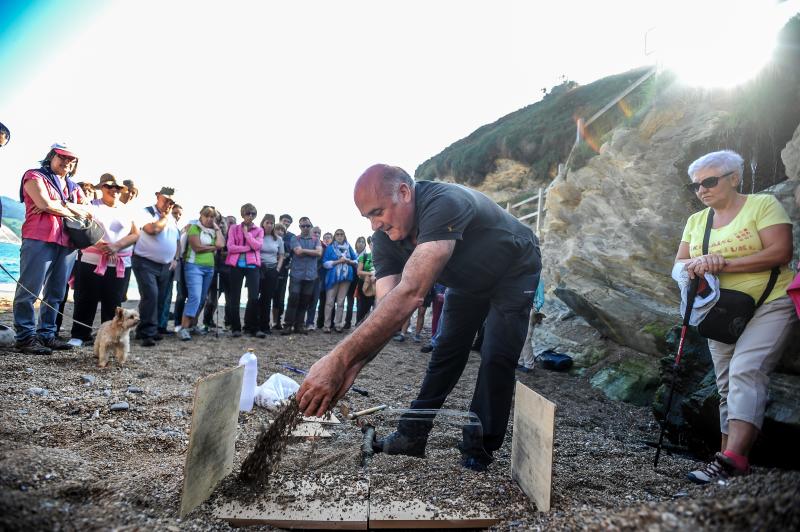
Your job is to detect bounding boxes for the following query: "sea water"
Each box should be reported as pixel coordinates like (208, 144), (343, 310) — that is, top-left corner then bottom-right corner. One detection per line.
(0, 242), (20, 292)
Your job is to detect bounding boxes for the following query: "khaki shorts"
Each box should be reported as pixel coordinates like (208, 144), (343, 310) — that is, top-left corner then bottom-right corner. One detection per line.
(708, 296), (798, 433)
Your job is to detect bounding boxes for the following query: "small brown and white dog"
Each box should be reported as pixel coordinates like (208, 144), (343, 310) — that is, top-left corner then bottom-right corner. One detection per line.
(94, 307), (140, 368)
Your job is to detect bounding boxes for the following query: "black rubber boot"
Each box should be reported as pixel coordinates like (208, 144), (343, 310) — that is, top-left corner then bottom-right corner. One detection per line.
(373, 430), (428, 458)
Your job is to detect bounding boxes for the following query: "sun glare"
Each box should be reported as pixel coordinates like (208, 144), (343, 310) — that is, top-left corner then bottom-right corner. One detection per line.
(649, 1), (796, 88)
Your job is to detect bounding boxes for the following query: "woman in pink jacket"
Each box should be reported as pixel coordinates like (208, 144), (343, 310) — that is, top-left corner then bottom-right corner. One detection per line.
(225, 203), (263, 337)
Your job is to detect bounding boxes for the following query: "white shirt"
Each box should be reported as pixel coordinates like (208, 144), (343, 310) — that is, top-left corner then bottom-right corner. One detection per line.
(81, 200), (137, 268)
(133, 204), (180, 264)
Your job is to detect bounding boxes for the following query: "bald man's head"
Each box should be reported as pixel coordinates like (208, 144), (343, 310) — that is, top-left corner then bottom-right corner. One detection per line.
(354, 164), (416, 241)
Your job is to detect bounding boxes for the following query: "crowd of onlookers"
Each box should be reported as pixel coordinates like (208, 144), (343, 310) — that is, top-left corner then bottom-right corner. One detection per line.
(8, 142), (452, 356)
(67, 182), (384, 347)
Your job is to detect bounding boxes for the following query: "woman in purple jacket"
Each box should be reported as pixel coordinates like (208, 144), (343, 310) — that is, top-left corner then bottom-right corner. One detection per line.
(225, 203), (263, 337)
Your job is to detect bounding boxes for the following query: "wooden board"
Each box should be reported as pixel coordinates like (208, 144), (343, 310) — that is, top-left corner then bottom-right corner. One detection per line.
(215, 474), (369, 529)
(511, 381), (555, 512)
(303, 413), (341, 425)
(180, 365), (244, 518)
(267, 420), (332, 438)
(368, 499), (500, 529)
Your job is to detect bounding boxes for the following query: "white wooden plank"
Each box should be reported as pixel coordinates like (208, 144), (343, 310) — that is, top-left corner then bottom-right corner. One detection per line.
(511, 381), (555, 512)
(368, 498), (500, 529)
(215, 474), (368, 529)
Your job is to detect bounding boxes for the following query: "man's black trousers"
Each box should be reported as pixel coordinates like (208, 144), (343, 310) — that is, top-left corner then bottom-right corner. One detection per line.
(398, 270), (538, 455)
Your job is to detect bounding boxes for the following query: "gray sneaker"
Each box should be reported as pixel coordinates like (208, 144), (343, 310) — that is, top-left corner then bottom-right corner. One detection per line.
(178, 328), (191, 341)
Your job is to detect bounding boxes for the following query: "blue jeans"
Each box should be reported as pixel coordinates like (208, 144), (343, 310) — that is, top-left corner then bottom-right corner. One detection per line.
(183, 262), (214, 318)
(13, 238), (77, 341)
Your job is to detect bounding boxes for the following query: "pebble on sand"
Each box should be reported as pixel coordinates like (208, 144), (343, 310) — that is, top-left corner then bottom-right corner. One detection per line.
(110, 402), (129, 412)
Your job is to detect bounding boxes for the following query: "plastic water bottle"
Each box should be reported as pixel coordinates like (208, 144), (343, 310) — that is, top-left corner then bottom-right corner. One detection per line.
(238, 350), (258, 412)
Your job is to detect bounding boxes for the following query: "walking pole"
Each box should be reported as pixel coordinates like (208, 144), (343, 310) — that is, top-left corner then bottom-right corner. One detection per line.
(215, 267), (221, 339)
(654, 275), (700, 468)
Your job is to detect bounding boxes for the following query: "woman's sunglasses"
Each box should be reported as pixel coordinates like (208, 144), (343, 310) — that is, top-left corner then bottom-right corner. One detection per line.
(686, 171), (733, 193)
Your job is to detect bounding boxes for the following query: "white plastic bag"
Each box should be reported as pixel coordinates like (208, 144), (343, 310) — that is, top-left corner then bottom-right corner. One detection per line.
(254, 373), (300, 409)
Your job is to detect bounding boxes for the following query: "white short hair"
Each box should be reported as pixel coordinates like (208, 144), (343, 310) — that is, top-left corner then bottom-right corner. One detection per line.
(687, 150), (744, 180)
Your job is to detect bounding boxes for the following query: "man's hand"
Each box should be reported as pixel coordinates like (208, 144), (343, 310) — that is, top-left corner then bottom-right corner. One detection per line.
(297, 353), (359, 417)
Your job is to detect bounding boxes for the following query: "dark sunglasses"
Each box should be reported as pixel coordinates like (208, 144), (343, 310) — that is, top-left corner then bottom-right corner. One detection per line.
(686, 171), (734, 193)
(299, 224), (312, 228)
(102, 184), (123, 192)
(244, 211), (257, 216)
(56, 153), (76, 163)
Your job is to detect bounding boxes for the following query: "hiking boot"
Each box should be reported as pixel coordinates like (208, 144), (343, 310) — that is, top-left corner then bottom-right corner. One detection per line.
(40, 336), (73, 351)
(458, 441), (494, 472)
(140, 337), (157, 347)
(16, 336), (52, 355)
(687, 452), (748, 485)
(178, 328), (191, 341)
(374, 430), (427, 458)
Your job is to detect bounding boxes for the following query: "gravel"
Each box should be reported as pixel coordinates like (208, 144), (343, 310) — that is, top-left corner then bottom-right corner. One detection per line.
(1, 303), (798, 530)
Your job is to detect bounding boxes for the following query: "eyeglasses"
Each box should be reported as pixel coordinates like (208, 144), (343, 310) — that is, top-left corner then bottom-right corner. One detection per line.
(687, 171), (734, 193)
(334, 233), (345, 236)
(299, 224), (312, 228)
(244, 211), (257, 216)
(102, 184), (123, 192)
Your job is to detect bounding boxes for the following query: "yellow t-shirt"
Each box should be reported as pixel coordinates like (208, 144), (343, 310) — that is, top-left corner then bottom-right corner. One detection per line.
(681, 194), (793, 304)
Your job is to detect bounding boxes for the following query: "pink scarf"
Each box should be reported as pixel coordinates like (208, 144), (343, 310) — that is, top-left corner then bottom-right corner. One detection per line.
(86, 246), (133, 278)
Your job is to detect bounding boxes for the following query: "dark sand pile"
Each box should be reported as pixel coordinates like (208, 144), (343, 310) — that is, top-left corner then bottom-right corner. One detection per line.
(0, 302), (798, 531)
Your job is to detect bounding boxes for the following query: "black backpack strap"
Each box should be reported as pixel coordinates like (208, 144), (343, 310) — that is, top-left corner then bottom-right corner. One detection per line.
(702, 209), (714, 255)
(756, 267), (781, 308)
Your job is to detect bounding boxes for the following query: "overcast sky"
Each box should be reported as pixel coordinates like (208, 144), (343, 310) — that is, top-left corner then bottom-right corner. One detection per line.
(1, 0), (796, 240)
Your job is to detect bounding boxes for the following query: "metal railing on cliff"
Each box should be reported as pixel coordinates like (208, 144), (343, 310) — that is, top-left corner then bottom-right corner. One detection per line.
(508, 66), (658, 235)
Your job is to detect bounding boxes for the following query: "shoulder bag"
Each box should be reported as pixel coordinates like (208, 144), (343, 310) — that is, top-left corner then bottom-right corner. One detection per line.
(696, 209), (779, 344)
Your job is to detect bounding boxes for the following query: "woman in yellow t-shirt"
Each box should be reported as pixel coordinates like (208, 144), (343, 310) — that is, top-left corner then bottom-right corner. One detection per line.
(675, 150), (796, 485)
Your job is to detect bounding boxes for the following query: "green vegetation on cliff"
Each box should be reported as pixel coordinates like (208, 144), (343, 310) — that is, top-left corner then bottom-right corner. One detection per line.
(414, 67), (656, 186)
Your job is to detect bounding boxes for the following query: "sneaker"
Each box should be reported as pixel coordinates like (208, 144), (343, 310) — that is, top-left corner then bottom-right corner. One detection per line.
(178, 328), (191, 341)
(16, 337), (52, 355)
(140, 337), (157, 347)
(516, 365), (533, 373)
(273, 323), (283, 331)
(281, 327), (294, 336)
(374, 431), (427, 457)
(420, 344), (434, 353)
(306, 324), (316, 331)
(40, 336), (73, 351)
(687, 452), (748, 485)
(393, 333), (405, 342)
(296, 325), (308, 335)
(323, 327), (331, 333)
(344, 323), (351, 330)
(67, 338), (84, 348)
(335, 327), (343, 333)
(413, 334), (422, 343)
(255, 331), (267, 339)
(174, 325), (183, 333)
(153, 333), (164, 342)
(231, 330), (242, 338)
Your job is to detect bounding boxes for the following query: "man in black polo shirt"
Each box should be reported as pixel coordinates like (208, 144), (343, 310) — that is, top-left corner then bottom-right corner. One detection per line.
(297, 164), (541, 470)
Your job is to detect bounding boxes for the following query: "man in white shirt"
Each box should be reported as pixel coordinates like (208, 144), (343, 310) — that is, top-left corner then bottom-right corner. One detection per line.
(132, 187), (180, 346)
